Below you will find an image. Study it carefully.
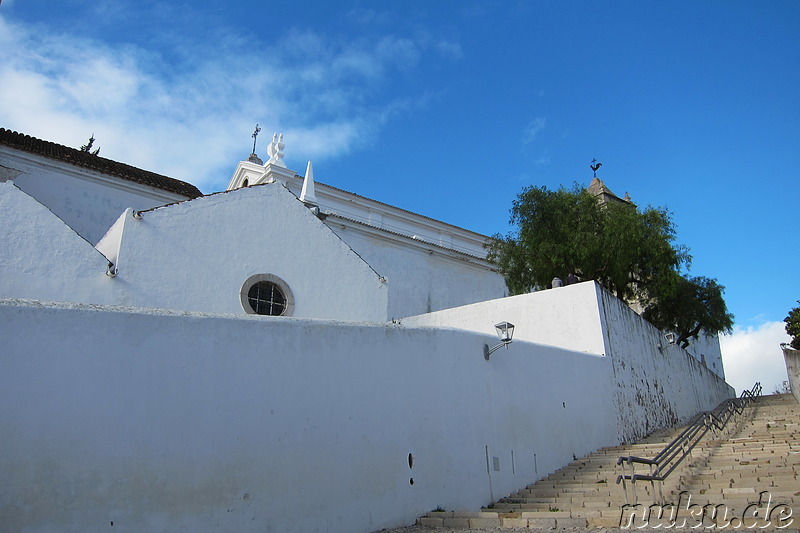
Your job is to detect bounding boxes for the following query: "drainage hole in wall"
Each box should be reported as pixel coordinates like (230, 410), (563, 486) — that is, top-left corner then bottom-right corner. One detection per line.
(409, 478), (414, 485)
(562, 402), (566, 408)
(408, 453), (414, 469)
(110, 522), (114, 527)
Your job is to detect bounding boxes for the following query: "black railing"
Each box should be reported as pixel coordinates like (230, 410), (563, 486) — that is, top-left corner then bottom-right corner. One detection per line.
(616, 382), (762, 505)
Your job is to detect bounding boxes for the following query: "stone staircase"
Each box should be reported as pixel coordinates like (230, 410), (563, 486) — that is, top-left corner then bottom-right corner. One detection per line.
(416, 394), (799, 529)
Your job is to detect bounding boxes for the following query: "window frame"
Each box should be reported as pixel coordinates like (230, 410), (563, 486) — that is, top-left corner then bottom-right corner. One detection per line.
(240, 274), (295, 316)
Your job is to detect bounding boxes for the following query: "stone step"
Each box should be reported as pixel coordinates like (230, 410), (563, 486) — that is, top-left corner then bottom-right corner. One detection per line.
(409, 396), (799, 530)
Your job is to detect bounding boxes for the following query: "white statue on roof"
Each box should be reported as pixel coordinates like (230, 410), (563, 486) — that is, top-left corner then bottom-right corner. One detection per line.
(266, 133), (286, 167)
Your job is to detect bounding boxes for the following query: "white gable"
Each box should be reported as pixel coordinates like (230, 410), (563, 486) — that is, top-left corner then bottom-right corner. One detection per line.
(0, 182), (113, 303)
(104, 182), (389, 321)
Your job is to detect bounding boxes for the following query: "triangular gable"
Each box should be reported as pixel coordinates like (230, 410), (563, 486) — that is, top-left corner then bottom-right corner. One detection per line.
(0, 182), (113, 303)
(107, 181), (388, 320)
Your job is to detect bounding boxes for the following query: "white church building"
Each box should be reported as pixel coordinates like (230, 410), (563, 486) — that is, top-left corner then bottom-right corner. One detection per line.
(1, 127), (731, 532)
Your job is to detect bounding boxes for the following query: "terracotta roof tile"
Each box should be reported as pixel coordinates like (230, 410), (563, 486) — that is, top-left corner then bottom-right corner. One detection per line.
(0, 128), (203, 199)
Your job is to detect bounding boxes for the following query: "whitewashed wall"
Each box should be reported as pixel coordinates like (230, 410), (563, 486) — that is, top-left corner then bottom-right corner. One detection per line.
(684, 333), (725, 379)
(404, 281), (733, 444)
(3, 148), (190, 245)
(596, 288), (735, 442)
(402, 282), (605, 354)
(332, 226), (507, 320)
(0, 183), (114, 304)
(0, 298), (617, 533)
(783, 347), (800, 405)
(97, 183), (389, 321)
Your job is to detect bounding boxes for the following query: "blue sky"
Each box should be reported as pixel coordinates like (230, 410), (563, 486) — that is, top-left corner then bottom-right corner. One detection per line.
(1, 1), (797, 391)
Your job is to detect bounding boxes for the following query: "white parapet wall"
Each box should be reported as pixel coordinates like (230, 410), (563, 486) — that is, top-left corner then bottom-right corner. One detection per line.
(0, 289), (734, 532)
(403, 281), (734, 444)
(594, 287), (734, 442)
(783, 346), (800, 405)
(402, 281), (606, 354)
(1, 298), (617, 533)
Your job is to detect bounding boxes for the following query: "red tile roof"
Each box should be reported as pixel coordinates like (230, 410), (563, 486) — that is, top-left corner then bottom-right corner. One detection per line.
(0, 128), (203, 199)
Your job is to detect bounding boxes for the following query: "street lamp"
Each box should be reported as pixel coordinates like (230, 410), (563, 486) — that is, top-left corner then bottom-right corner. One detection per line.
(484, 321), (515, 360)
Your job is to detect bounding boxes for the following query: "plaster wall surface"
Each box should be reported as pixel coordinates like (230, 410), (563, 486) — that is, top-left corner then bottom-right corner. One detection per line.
(783, 347), (800, 405)
(404, 282), (733, 444)
(683, 333), (725, 379)
(97, 182), (388, 321)
(0, 298), (617, 533)
(402, 281), (606, 354)
(277, 173), (490, 258)
(332, 227), (507, 320)
(0, 182), (114, 304)
(596, 288), (735, 443)
(2, 148), (190, 244)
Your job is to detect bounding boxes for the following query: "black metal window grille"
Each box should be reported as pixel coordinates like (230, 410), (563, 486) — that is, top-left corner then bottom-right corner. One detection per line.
(247, 281), (287, 316)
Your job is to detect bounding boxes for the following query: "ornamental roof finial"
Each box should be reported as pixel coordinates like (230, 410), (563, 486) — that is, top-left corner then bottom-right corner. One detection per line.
(266, 132), (286, 167)
(248, 124), (263, 164)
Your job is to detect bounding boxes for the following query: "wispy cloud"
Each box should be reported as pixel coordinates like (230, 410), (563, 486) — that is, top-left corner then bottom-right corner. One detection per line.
(522, 117), (547, 145)
(534, 149), (552, 166)
(720, 321), (791, 395)
(434, 39), (463, 60)
(0, 14), (440, 192)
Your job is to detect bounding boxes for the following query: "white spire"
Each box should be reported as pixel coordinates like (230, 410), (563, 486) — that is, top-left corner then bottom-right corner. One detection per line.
(299, 161), (318, 206)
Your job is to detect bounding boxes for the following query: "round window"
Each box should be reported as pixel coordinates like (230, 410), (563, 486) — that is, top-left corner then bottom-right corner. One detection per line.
(240, 274), (294, 316)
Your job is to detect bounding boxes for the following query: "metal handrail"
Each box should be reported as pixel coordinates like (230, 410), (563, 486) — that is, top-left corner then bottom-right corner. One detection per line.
(615, 382), (762, 505)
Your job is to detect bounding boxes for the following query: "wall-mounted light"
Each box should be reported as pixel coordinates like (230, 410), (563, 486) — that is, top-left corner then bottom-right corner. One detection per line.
(484, 321), (515, 360)
(658, 332), (677, 353)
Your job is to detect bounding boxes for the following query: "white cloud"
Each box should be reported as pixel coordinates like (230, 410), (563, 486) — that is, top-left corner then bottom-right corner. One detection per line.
(0, 15), (434, 192)
(522, 117), (546, 145)
(720, 321), (791, 396)
(434, 39), (463, 59)
(534, 149), (552, 167)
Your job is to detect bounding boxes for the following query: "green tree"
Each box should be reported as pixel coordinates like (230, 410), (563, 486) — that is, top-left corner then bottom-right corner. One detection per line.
(486, 184), (689, 300)
(486, 184), (603, 295)
(642, 274), (734, 348)
(785, 301), (800, 350)
(487, 183), (733, 346)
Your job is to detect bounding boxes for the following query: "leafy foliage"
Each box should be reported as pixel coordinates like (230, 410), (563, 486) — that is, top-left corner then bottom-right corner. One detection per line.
(487, 183), (733, 345)
(785, 301), (800, 350)
(486, 184), (689, 301)
(642, 274), (733, 348)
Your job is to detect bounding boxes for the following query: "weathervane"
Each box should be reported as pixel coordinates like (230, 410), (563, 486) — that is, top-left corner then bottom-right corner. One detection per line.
(251, 124), (261, 155)
(590, 158), (602, 178)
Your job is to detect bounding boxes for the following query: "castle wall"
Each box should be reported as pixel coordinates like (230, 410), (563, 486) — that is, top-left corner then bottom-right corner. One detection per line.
(0, 298), (616, 533)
